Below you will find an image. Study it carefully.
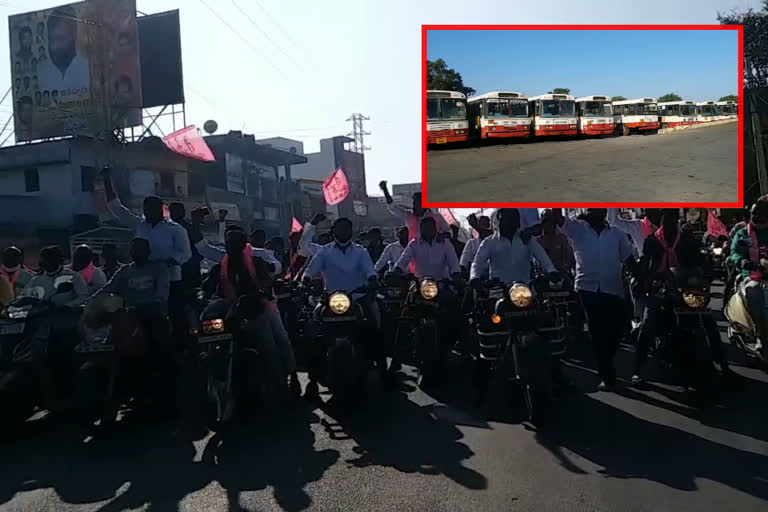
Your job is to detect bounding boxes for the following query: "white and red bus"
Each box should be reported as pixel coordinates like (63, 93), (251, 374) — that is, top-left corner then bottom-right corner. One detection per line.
(574, 95), (614, 136)
(527, 93), (577, 137)
(695, 101), (718, 124)
(426, 90), (469, 145)
(657, 101), (697, 128)
(467, 91), (530, 139)
(612, 97), (659, 135)
(715, 100), (737, 120)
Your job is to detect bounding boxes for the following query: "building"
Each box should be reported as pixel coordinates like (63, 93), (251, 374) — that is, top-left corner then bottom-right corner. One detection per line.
(254, 137), (305, 156)
(392, 182), (421, 205)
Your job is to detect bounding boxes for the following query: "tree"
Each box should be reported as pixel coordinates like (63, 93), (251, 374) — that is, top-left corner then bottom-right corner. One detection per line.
(718, 2), (768, 89)
(719, 94), (738, 102)
(658, 93), (683, 102)
(426, 59), (475, 97)
(611, 96), (627, 101)
(547, 88), (571, 95)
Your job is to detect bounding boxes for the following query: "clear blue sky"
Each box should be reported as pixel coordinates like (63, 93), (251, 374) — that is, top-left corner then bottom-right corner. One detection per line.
(427, 30), (738, 101)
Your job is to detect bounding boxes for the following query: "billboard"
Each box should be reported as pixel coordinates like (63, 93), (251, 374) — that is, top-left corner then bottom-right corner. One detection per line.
(137, 10), (184, 107)
(8, 0), (142, 142)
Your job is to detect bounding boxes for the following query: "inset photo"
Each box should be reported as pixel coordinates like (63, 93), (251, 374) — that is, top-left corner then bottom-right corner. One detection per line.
(423, 26), (742, 206)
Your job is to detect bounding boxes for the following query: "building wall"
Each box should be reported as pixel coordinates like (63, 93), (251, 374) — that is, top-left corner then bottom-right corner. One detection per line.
(255, 137), (304, 156)
(292, 138), (336, 181)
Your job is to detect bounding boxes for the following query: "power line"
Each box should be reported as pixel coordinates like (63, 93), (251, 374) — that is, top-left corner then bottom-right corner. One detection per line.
(230, 0), (303, 70)
(251, 0), (302, 52)
(197, 0), (289, 82)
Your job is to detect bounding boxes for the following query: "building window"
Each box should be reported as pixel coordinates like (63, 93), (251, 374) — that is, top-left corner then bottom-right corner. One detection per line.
(24, 168), (40, 192)
(81, 166), (97, 192)
(159, 172), (174, 196)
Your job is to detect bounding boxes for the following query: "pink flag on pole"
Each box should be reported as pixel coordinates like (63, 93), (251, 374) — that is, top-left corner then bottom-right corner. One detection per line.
(162, 126), (216, 162)
(707, 209), (728, 238)
(438, 208), (458, 227)
(291, 217), (303, 234)
(323, 167), (349, 206)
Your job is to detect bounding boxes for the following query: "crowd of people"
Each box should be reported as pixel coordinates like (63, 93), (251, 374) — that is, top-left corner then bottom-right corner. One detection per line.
(0, 170), (762, 414)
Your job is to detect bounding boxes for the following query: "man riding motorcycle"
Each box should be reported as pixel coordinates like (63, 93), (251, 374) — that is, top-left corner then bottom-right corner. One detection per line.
(728, 198), (768, 354)
(69, 245), (107, 295)
(633, 209), (732, 384)
(23, 246), (88, 306)
(1, 246), (33, 297)
(302, 217), (381, 400)
(201, 227), (300, 397)
(374, 226), (410, 274)
(470, 208), (569, 388)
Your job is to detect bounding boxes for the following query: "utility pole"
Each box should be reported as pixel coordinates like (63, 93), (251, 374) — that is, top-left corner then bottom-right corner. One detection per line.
(346, 113), (370, 155)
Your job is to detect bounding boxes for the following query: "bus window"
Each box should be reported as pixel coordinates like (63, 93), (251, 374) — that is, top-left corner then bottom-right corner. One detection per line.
(487, 100), (509, 118)
(427, 98), (439, 121)
(510, 100), (527, 117)
(441, 99), (466, 120)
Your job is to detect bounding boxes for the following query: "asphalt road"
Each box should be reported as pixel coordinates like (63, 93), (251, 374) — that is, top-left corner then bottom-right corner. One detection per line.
(426, 122), (738, 203)
(2, 282), (768, 512)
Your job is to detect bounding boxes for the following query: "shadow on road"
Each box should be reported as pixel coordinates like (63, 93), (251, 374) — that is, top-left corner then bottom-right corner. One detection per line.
(321, 388), (488, 492)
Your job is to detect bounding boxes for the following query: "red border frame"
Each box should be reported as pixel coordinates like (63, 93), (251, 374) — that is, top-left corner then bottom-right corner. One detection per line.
(422, 24), (744, 209)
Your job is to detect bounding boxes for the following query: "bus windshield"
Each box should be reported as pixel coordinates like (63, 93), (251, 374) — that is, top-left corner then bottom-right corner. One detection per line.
(440, 98), (467, 120)
(487, 99), (528, 118)
(584, 101), (612, 117)
(703, 106), (716, 116)
(541, 99), (575, 117)
(639, 103), (659, 115)
(681, 105), (695, 116)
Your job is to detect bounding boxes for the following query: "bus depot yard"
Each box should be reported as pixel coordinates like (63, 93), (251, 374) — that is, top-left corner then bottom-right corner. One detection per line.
(425, 120), (737, 203)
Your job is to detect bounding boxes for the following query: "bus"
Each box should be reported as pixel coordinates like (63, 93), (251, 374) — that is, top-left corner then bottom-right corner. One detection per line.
(715, 100), (737, 120)
(574, 95), (614, 136)
(695, 101), (718, 124)
(657, 101), (697, 128)
(467, 91), (530, 139)
(612, 97), (659, 135)
(426, 90), (469, 145)
(527, 93), (577, 137)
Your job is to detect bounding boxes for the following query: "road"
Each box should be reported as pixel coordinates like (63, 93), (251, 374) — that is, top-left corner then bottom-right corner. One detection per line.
(426, 122), (738, 203)
(2, 284), (768, 512)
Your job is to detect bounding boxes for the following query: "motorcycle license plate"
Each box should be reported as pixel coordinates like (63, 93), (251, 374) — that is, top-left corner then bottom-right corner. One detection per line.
(507, 310), (534, 318)
(76, 342), (115, 353)
(199, 333), (234, 344)
(436, 137), (447, 144)
(0, 323), (24, 335)
(543, 291), (571, 298)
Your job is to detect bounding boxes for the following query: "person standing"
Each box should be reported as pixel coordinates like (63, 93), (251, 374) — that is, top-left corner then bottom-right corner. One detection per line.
(102, 167), (191, 350)
(366, 227), (386, 264)
(553, 208), (636, 391)
(379, 181), (449, 241)
(537, 210), (575, 275)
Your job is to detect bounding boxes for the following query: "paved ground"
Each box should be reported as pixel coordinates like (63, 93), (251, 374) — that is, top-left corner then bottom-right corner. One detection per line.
(426, 122), (738, 203)
(2, 282), (768, 512)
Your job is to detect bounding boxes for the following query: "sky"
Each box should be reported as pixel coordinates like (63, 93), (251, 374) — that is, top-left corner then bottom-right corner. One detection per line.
(0, 0), (758, 200)
(428, 30), (737, 102)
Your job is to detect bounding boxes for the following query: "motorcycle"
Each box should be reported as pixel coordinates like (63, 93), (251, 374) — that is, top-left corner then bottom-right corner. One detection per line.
(399, 275), (457, 388)
(644, 270), (717, 395)
(73, 294), (149, 429)
(0, 279), (82, 427)
(312, 284), (373, 404)
(378, 272), (411, 367)
(195, 293), (285, 430)
(473, 278), (556, 422)
(725, 259), (768, 367)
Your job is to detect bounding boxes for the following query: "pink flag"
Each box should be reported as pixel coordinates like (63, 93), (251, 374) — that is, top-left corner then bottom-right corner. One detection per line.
(439, 208), (457, 226)
(162, 204), (170, 218)
(291, 217), (303, 234)
(323, 168), (349, 206)
(162, 126), (216, 162)
(707, 209), (728, 238)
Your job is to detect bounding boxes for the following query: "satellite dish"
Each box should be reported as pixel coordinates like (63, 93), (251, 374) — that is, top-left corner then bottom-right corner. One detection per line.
(203, 120), (218, 134)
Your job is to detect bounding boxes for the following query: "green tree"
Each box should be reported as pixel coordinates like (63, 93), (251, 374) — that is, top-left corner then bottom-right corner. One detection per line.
(611, 96), (627, 101)
(426, 59), (475, 97)
(547, 88), (571, 95)
(719, 94), (738, 102)
(718, 2), (768, 89)
(658, 93), (683, 102)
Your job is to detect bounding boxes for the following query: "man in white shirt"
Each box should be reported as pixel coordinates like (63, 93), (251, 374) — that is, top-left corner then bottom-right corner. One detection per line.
(554, 208), (636, 392)
(374, 226), (409, 273)
(302, 217), (384, 398)
(39, 5), (90, 100)
(470, 208), (556, 285)
(607, 208), (661, 257)
(394, 217), (460, 280)
(460, 214), (492, 274)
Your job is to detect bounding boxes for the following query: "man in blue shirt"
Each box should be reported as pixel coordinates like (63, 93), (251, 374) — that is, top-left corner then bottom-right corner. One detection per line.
(102, 167), (192, 352)
(302, 217), (382, 399)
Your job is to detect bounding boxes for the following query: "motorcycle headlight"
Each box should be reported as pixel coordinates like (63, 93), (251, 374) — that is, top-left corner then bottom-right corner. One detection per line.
(202, 318), (225, 334)
(712, 247), (723, 256)
(682, 292), (709, 309)
(509, 284), (533, 308)
(419, 279), (439, 300)
(328, 292), (351, 315)
(7, 305), (31, 319)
